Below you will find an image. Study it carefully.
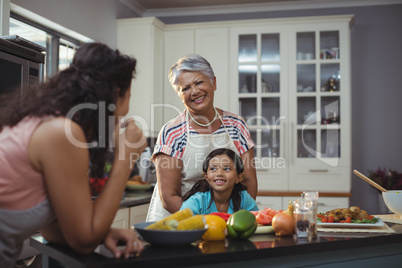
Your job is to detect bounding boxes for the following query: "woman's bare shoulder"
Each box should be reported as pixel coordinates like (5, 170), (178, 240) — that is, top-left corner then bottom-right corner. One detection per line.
(29, 117), (88, 172)
(36, 117), (84, 138)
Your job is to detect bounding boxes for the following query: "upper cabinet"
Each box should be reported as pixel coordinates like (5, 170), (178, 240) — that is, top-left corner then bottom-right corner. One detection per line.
(162, 26), (229, 124)
(117, 18), (165, 137)
(229, 16), (353, 193)
(117, 15), (354, 195)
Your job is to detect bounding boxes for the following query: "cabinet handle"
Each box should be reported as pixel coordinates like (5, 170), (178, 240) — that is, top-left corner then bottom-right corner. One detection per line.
(283, 121), (287, 161)
(291, 122), (295, 165)
(309, 169), (329, 173)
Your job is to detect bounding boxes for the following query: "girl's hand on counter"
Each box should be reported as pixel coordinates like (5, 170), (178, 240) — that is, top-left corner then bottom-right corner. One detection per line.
(104, 228), (144, 259)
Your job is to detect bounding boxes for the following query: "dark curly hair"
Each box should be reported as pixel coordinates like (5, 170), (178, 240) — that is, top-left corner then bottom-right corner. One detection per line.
(182, 148), (246, 212)
(0, 42), (137, 178)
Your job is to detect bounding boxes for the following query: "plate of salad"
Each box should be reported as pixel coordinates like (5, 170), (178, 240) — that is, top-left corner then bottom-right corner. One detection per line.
(317, 214), (384, 227)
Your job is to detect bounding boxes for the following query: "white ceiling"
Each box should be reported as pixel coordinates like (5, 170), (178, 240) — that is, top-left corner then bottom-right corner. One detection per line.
(134, 0), (297, 9)
(119, 0), (399, 17)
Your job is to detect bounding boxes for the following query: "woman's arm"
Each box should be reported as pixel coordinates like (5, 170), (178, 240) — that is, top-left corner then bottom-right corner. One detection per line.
(154, 153), (183, 213)
(241, 149), (258, 199)
(29, 117), (146, 254)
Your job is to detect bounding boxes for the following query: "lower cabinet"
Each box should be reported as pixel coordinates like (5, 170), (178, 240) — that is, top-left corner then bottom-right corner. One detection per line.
(111, 208), (130, 229)
(112, 203), (150, 229)
(129, 203), (150, 225)
(256, 196), (349, 213)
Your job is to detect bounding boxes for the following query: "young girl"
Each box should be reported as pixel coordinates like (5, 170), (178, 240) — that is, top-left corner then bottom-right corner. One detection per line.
(180, 148), (259, 214)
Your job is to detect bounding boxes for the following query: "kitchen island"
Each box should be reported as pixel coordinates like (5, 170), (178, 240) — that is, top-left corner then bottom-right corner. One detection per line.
(30, 215), (402, 268)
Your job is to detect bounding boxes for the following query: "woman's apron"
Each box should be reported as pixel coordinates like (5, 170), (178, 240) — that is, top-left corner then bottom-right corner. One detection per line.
(146, 109), (240, 221)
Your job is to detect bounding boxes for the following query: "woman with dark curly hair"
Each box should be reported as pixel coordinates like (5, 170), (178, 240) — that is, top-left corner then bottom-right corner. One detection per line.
(180, 148), (258, 215)
(0, 42), (147, 267)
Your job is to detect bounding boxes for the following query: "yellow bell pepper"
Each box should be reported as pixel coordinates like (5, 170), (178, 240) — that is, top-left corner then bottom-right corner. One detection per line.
(202, 215), (227, 241)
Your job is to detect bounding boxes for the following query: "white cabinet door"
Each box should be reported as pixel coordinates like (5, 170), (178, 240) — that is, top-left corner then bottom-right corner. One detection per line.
(163, 29), (195, 123)
(282, 196), (349, 212)
(112, 208), (130, 229)
(230, 16), (353, 194)
(195, 28), (229, 111)
(129, 203), (150, 226)
(256, 196), (283, 211)
(163, 27), (230, 123)
(117, 18), (165, 137)
(229, 25), (290, 191)
(289, 166), (350, 192)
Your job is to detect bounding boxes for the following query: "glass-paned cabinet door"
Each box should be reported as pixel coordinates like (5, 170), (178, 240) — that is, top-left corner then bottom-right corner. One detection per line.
(295, 29), (341, 161)
(236, 31), (283, 162)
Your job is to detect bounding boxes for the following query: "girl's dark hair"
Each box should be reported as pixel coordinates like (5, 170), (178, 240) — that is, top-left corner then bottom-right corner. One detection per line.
(182, 148), (246, 212)
(0, 42), (137, 178)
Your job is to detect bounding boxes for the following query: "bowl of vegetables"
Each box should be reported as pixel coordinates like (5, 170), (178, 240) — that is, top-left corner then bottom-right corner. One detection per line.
(132, 208), (208, 246)
(382, 190), (402, 217)
(133, 222), (207, 246)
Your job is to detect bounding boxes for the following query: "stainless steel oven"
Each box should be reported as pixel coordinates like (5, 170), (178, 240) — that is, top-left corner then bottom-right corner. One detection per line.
(0, 35), (45, 97)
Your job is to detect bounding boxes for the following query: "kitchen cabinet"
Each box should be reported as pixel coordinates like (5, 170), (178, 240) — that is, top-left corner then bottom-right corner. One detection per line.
(229, 15), (353, 202)
(112, 203), (150, 229)
(117, 18), (229, 136)
(162, 26), (229, 123)
(111, 207), (130, 229)
(117, 18), (165, 137)
(117, 15), (354, 206)
(256, 196), (349, 212)
(129, 203), (149, 225)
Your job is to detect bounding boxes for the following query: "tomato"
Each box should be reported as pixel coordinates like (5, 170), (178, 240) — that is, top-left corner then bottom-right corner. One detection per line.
(256, 212), (273, 225)
(250, 211), (259, 217)
(328, 216), (335, 223)
(261, 208), (281, 217)
(202, 215), (227, 241)
(254, 208), (281, 225)
(321, 216), (328, 223)
(345, 217), (352, 223)
(209, 212), (231, 221)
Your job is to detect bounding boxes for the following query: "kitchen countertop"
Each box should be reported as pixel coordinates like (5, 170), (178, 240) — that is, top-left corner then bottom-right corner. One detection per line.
(30, 215), (402, 268)
(119, 189), (152, 207)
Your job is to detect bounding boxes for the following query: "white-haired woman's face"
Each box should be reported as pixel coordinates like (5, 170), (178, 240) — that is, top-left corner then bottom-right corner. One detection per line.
(176, 71), (216, 114)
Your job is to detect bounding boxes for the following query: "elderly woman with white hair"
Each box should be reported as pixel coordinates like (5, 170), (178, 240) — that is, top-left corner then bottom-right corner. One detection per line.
(146, 54), (258, 221)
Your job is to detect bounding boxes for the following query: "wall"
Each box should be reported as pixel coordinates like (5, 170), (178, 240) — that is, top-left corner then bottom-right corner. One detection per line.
(10, 0), (138, 47)
(158, 4), (402, 214)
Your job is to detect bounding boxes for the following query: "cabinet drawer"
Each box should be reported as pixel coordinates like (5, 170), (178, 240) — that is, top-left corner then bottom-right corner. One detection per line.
(129, 203), (150, 226)
(256, 196), (282, 211)
(258, 196), (350, 212)
(289, 166), (351, 192)
(284, 196), (349, 213)
(112, 208), (130, 229)
(316, 197), (349, 213)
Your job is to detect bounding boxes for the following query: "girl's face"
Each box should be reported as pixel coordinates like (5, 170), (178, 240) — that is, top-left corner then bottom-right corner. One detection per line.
(176, 71), (216, 114)
(204, 154), (242, 193)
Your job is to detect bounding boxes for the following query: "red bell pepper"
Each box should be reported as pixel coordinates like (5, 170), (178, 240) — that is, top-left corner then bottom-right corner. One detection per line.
(209, 212), (231, 221)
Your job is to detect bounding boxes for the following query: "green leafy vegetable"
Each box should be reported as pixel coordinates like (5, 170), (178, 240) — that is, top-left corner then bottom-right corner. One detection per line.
(351, 217), (379, 224)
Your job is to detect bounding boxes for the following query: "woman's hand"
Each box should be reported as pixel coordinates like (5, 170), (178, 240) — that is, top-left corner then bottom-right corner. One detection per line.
(114, 116), (148, 164)
(104, 228), (144, 259)
(154, 154), (183, 213)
